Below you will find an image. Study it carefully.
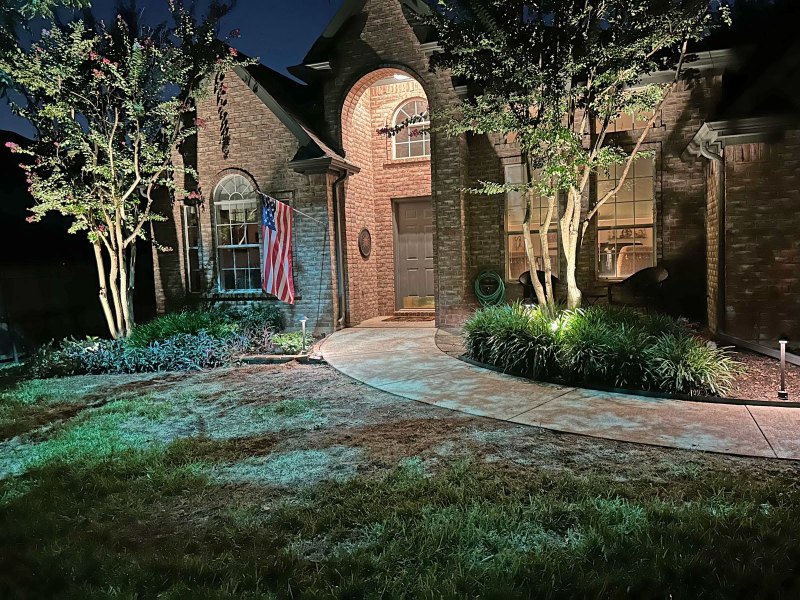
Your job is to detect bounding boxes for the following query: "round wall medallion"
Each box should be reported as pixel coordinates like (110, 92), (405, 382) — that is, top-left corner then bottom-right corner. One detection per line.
(358, 228), (372, 259)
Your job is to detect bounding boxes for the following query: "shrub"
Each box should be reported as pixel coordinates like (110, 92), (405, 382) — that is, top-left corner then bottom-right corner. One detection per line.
(272, 332), (313, 355)
(462, 303), (739, 397)
(233, 304), (284, 353)
(127, 310), (236, 348)
(236, 303), (285, 333)
(645, 333), (738, 397)
(28, 332), (236, 378)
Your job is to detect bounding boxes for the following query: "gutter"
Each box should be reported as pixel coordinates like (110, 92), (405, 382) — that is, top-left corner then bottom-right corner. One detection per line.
(332, 171), (349, 329)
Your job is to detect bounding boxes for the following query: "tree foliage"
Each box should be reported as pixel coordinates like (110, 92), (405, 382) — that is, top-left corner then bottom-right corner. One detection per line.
(0, 1), (245, 338)
(429, 0), (730, 307)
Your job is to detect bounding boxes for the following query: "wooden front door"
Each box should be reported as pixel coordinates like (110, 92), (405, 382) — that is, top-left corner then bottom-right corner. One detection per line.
(394, 198), (435, 310)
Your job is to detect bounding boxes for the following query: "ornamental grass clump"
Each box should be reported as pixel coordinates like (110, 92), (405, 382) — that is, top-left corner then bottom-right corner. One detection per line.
(462, 303), (558, 379)
(463, 303), (739, 397)
(645, 333), (739, 397)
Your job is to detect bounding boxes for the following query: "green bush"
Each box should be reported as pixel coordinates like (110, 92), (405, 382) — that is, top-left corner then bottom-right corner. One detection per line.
(28, 332), (236, 378)
(23, 304), (290, 378)
(272, 332), (313, 355)
(463, 303), (739, 397)
(127, 304), (285, 352)
(127, 310), (237, 348)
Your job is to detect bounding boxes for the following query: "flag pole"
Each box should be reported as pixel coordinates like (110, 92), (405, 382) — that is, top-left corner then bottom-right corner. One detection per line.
(257, 191), (326, 226)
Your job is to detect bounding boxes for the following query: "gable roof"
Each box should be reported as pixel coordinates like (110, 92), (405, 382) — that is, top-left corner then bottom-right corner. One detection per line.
(233, 62), (359, 174)
(299, 0), (434, 68)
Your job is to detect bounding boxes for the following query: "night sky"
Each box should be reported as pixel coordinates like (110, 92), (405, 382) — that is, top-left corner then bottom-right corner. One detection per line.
(0, 0), (345, 136)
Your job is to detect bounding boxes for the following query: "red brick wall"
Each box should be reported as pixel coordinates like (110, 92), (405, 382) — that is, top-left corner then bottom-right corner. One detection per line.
(723, 133), (800, 344)
(706, 156), (722, 333)
(318, 0), (471, 327)
(473, 75), (722, 319)
(152, 71), (339, 333)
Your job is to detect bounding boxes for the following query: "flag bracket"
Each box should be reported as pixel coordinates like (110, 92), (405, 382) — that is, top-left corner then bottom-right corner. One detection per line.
(257, 191), (326, 227)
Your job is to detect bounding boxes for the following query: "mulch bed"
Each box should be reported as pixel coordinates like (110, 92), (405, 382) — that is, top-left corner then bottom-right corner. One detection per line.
(729, 347), (800, 402)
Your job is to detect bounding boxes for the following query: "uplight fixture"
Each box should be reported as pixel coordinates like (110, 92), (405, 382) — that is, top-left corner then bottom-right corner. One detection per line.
(299, 315), (309, 354)
(778, 337), (789, 400)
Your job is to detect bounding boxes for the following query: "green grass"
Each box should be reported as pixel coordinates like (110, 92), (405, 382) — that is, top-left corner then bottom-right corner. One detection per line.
(3, 372), (800, 598)
(3, 444), (800, 598)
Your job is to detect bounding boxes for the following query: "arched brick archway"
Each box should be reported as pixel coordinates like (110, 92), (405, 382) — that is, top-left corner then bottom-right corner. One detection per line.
(339, 68), (434, 324)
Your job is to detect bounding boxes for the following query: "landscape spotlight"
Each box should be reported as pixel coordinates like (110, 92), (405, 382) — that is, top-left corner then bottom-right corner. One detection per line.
(778, 336), (789, 400)
(299, 315), (308, 353)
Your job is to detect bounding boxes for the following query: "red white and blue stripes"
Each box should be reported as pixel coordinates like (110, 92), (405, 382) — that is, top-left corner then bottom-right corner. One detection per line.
(261, 195), (295, 304)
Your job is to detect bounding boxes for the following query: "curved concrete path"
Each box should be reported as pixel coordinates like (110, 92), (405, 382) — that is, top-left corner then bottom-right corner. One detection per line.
(321, 327), (800, 460)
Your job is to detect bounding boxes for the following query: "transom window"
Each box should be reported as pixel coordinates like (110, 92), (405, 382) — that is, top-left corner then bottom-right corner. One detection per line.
(596, 157), (656, 279)
(213, 174), (261, 291)
(505, 164), (559, 282)
(393, 98), (430, 159)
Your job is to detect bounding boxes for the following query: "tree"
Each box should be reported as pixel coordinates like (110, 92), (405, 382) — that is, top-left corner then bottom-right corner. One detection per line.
(0, 1), (243, 338)
(429, 0), (730, 308)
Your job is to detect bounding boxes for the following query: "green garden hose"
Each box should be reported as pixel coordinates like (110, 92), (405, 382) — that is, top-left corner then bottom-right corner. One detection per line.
(474, 271), (506, 306)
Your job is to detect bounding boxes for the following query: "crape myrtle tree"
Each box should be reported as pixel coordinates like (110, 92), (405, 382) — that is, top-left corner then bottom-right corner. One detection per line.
(429, 0), (730, 308)
(0, 1), (244, 338)
(0, 0), (90, 91)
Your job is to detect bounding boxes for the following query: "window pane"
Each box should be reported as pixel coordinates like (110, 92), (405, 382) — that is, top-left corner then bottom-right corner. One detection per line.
(634, 177), (653, 201)
(635, 158), (654, 178)
(617, 180), (634, 202)
(393, 98), (430, 159)
(596, 156), (656, 279)
(507, 232), (558, 281)
(598, 202), (615, 227)
(634, 200), (654, 224)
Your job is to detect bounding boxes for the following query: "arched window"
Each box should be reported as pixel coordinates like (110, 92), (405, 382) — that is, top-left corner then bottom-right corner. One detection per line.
(393, 98), (430, 159)
(213, 174), (262, 291)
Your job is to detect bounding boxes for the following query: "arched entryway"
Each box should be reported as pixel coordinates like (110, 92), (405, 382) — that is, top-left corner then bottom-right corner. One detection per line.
(339, 68), (434, 325)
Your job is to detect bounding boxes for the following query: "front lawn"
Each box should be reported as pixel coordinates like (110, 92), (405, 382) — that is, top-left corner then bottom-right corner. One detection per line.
(2, 364), (800, 598)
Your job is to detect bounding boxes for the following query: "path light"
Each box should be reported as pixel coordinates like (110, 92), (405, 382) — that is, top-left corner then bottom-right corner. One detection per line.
(299, 315), (308, 354)
(778, 336), (789, 400)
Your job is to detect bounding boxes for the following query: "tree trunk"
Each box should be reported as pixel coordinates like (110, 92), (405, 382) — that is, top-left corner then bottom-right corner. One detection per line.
(127, 243), (137, 328)
(539, 192), (556, 306)
(561, 187), (583, 309)
(93, 242), (120, 339)
(522, 187), (548, 306)
(95, 233), (137, 339)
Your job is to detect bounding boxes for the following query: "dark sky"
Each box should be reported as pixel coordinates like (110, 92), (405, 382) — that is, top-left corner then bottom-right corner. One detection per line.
(0, 0), (345, 136)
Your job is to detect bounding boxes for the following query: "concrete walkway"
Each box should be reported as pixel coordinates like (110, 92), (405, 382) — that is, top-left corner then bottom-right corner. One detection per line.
(321, 327), (800, 460)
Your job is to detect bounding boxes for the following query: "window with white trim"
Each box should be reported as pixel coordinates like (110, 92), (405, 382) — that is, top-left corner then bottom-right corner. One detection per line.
(213, 174), (261, 291)
(393, 98), (430, 159)
(183, 205), (202, 293)
(505, 164), (559, 282)
(596, 156), (656, 279)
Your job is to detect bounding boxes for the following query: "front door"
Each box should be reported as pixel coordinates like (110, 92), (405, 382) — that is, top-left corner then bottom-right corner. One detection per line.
(394, 198), (435, 310)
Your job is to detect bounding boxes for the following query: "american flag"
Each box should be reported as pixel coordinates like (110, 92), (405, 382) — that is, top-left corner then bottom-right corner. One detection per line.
(262, 196), (295, 304)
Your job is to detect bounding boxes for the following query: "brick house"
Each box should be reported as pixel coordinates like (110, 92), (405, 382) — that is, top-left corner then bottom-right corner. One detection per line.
(152, 0), (800, 352)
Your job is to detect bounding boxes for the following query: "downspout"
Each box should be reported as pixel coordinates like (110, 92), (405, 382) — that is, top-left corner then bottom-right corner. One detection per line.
(332, 171), (349, 329)
(699, 140), (726, 335)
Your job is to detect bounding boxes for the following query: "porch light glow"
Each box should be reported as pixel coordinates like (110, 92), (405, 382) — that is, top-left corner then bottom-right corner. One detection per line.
(393, 73), (411, 81)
